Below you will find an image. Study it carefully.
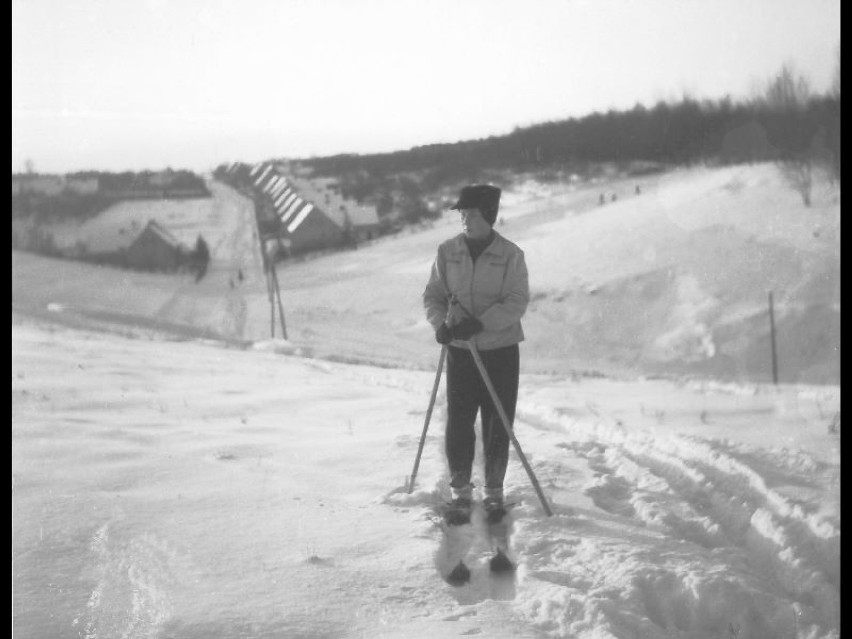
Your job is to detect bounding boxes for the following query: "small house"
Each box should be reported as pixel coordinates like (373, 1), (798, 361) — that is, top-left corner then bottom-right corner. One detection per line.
(285, 176), (381, 244)
(125, 219), (189, 271)
(12, 175), (65, 197)
(283, 202), (344, 254)
(66, 176), (100, 195)
(149, 169), (175, 188)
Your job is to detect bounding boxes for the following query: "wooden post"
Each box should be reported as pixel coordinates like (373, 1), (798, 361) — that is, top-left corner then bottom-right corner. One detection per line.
(260, 239), (276, 339)
(253, 204), (277, 339)
(267, 261), (276, 338)
(270, 263), (288, 340)
(769, 292), (779, 385)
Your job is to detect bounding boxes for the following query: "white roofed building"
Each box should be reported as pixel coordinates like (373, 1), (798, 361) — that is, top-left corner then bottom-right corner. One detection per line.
(216, 162), (381, 258)
(283, 175), (381, 244)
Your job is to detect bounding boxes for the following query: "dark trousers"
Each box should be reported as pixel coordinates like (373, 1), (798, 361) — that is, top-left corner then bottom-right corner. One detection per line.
(445, 344), (519, 491)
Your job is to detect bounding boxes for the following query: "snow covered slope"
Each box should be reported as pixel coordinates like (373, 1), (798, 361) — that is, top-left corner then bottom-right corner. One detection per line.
(12, 163), (840, 638)
(12, 316), (839, 638)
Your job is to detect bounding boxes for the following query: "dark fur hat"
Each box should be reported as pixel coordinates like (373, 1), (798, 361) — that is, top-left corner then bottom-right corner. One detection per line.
(450, 184), (501, 225)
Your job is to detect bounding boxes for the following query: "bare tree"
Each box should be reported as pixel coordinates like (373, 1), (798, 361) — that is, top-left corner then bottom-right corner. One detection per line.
(763, 64), (818, 206)
(764, 64), (811, 112)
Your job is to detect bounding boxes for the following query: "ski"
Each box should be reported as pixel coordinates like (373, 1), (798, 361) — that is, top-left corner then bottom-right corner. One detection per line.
(433, 500), (517, 584)
(485, 504), (516, 575)
(436, 501), (475, 586)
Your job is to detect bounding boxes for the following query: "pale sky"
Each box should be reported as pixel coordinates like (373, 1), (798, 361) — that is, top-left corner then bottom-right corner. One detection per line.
(12, 0), (840, 174)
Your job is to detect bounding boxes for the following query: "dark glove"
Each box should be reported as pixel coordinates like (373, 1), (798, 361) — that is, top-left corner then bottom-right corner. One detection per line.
(451, 317), (484, 340)
(435, 323), (453, 345)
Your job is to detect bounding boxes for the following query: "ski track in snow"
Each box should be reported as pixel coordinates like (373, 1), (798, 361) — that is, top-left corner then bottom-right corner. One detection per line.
(74, 521), (187, 639)
(508, 406), (838, 639)
(310, 347), (842, 638)
(386, 375), (839, 639)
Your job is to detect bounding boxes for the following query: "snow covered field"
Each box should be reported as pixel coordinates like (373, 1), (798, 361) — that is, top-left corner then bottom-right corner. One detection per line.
(12, 164), (840, 638)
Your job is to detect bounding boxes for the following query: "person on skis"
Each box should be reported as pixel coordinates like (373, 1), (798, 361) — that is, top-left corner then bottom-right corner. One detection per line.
(423, 184), (530, 524)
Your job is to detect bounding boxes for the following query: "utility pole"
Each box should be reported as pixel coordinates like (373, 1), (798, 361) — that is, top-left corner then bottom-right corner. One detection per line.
(242, 169), (290, 341)
(769, 292), (779, 385)
(270, 258), (288, 340)
(266, 257), (276, 338)
(252, 197), (277, 338)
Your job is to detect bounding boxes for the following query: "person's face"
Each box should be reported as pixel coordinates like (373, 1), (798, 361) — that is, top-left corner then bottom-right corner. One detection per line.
(459, 208), (491, 240)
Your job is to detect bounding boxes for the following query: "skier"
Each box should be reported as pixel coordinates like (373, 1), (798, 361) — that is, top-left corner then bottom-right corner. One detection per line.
(423, 184), (530, 524)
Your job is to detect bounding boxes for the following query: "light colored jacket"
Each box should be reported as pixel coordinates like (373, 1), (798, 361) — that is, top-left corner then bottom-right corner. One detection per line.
(423, 232), (529, 350)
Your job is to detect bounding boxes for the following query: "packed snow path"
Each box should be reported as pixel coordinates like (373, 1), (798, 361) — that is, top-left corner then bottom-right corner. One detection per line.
(13, 318), (839, 638)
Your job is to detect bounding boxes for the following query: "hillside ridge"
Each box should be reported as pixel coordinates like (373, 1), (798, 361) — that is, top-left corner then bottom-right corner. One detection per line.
(11, 163), (840, 385)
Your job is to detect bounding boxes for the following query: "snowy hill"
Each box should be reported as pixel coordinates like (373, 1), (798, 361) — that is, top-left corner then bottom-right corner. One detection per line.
(12, 315), (840, 638)
(517, 164), (839, 384)
(12, 163), (840, 384)
(12, 163), (840, 638)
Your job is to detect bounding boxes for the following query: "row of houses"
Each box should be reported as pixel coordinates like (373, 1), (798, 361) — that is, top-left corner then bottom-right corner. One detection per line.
(12, 174), (99, 197)
(216, 161), (381, 258)
(12, 169), (210, 200)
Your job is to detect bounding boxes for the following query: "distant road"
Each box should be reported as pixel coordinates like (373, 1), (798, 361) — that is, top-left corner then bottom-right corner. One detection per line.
(203, 179), (266, 287)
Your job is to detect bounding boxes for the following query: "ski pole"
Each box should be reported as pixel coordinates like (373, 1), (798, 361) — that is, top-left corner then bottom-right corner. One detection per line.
(467, 340), (553, 517)
(408, 345), (447, 493)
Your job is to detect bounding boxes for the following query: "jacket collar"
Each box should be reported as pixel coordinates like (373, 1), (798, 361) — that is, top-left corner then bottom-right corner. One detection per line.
(449, 231), (506, 258)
